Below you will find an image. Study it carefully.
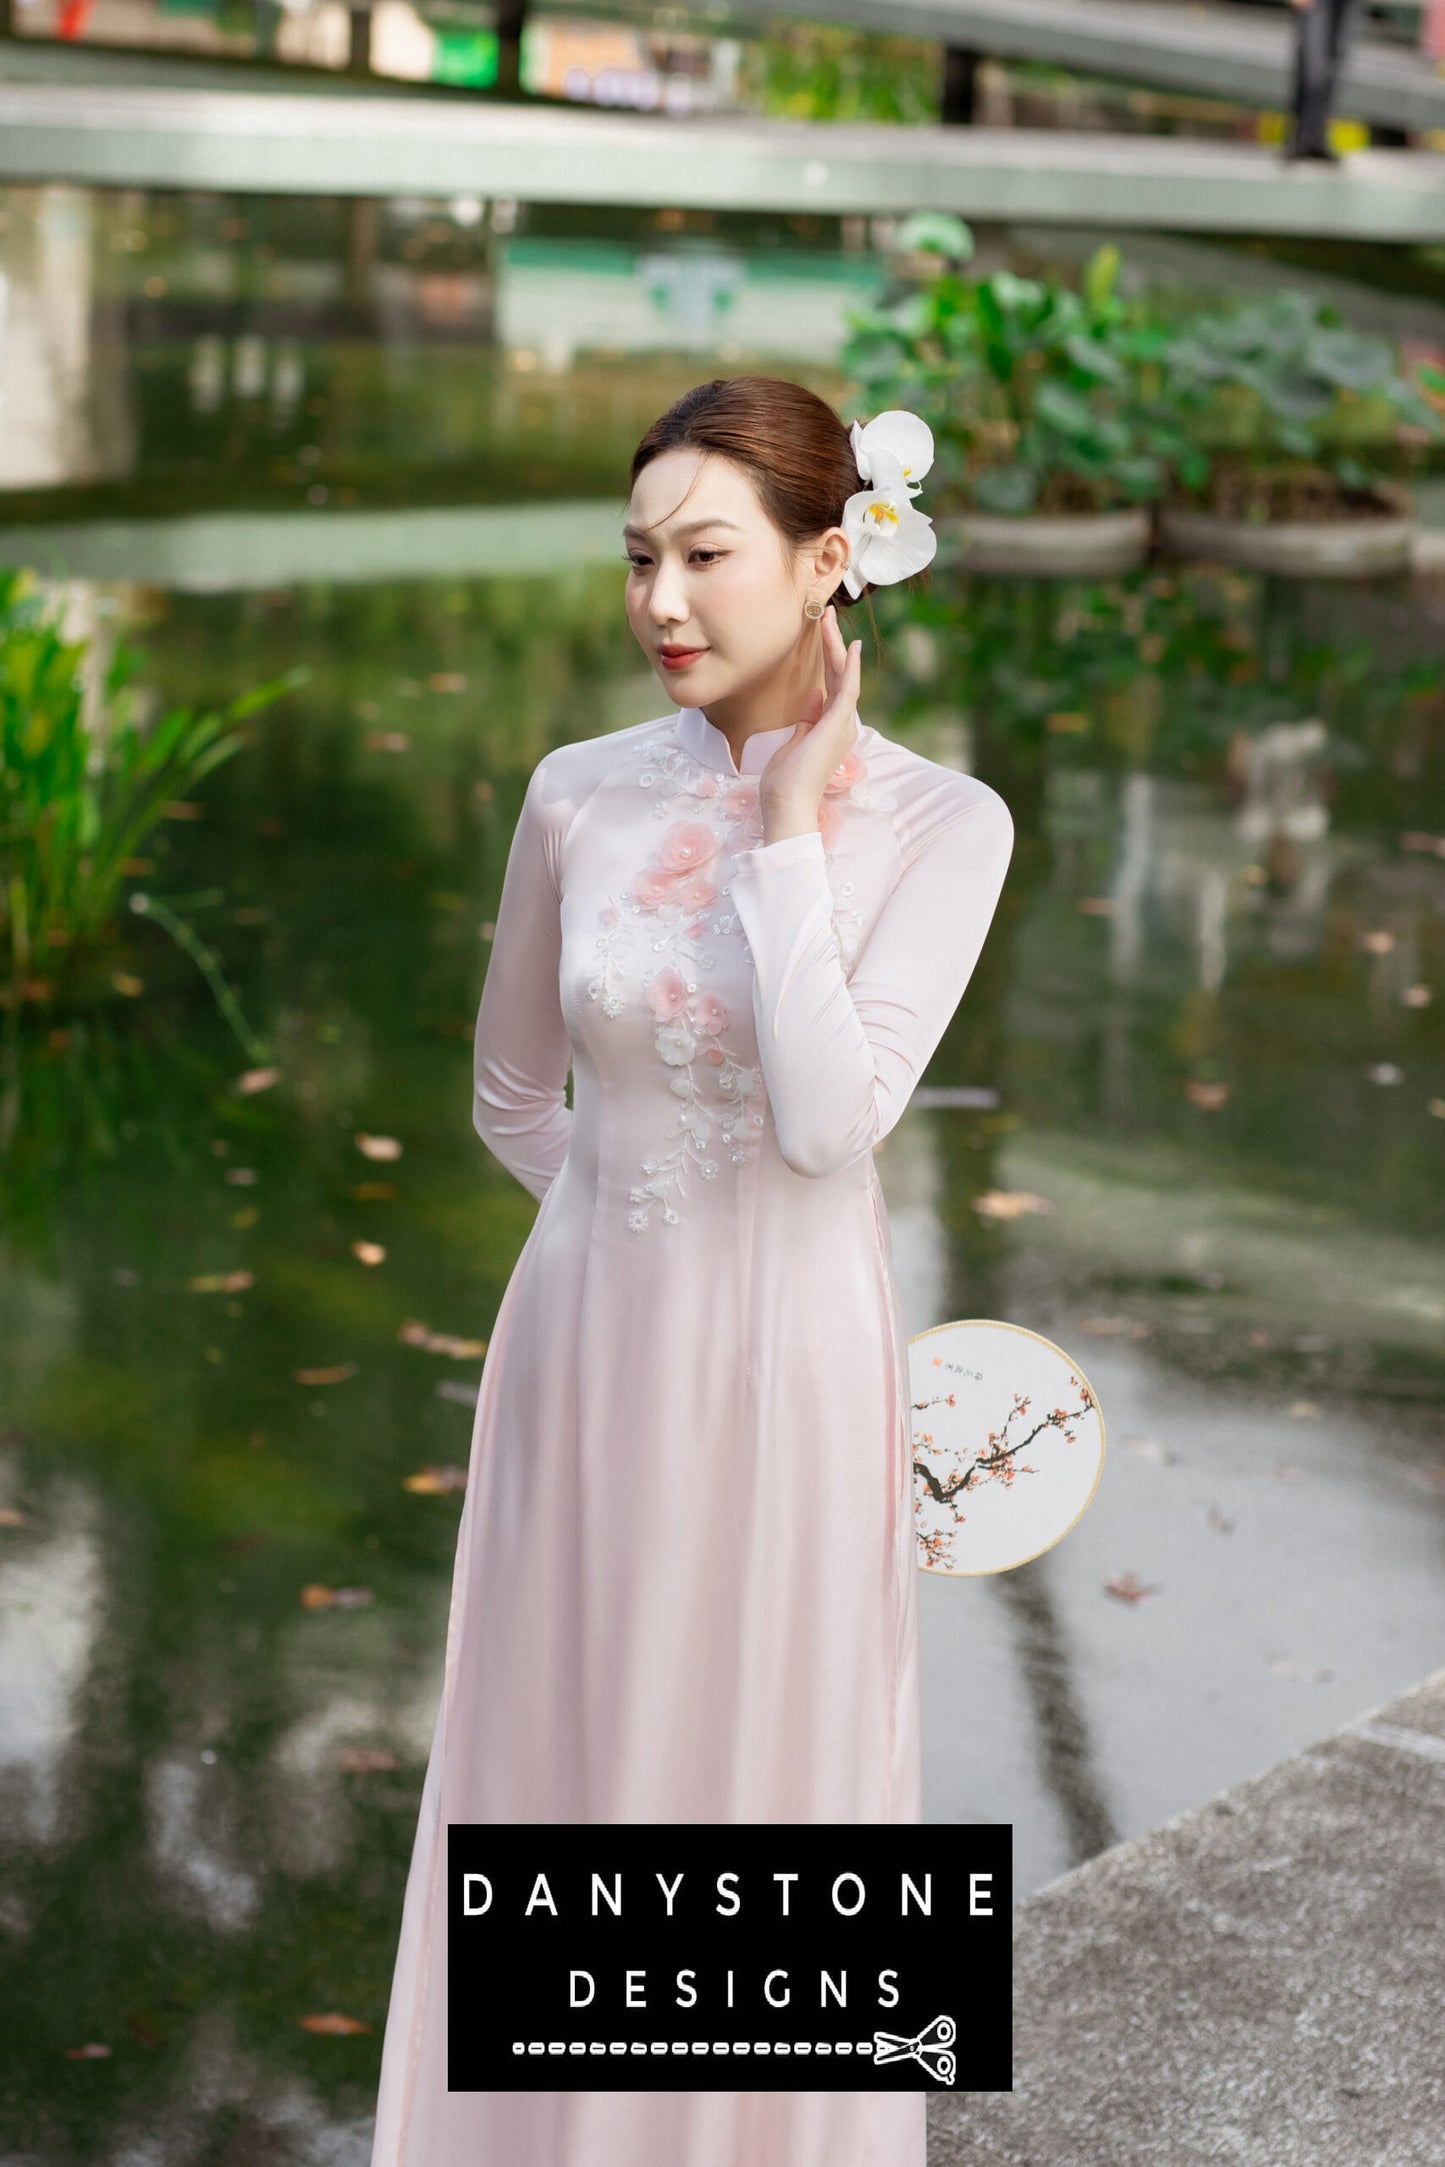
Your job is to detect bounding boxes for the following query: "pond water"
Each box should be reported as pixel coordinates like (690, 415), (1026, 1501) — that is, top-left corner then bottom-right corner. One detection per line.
(1, 186), (1443, 2162)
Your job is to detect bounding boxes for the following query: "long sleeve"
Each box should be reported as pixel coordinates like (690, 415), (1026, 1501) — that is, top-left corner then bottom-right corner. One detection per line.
(472, 755), (573, 1202)
(727, 782), (1013, 1180)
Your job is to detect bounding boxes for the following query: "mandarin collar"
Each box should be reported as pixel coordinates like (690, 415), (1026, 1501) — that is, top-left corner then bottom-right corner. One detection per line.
(676, 704), (860, 779)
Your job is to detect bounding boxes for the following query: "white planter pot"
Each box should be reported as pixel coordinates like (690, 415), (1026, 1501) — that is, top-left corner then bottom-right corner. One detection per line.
(1158, 503), (1416, 579)
(938, 506), (1151, 578)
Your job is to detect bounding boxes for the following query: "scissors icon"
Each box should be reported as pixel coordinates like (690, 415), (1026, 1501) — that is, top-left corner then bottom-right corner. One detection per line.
(872, 2011), (957, 2085)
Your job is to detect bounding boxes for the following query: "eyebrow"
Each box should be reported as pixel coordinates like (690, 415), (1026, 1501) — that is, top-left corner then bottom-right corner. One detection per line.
(622, 517), (745, 542)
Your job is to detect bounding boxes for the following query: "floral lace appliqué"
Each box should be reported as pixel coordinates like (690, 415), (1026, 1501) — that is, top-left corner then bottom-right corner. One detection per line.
(585, 728), (864, 1233)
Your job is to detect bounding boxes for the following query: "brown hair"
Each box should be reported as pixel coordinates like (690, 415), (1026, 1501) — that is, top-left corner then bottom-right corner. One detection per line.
(629, 375), (915, 657)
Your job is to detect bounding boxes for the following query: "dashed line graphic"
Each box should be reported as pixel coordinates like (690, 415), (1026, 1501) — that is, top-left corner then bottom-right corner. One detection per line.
(509, 2011), (956, 2083)
(512, 2039), (876, 2055)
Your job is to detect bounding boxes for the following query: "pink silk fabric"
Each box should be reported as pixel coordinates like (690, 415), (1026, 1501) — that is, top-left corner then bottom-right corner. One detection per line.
(369, 701), (1014, 2165)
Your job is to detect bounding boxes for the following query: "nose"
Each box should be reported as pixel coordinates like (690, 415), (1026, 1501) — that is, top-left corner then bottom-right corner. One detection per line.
(645, 554), (690, 627)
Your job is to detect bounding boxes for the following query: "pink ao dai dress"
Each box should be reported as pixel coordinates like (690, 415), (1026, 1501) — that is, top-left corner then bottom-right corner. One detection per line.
(368, 699), (1014, 2167)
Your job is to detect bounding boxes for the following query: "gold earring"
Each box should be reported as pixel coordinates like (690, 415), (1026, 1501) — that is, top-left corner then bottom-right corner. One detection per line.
(803, 596), (825, 620)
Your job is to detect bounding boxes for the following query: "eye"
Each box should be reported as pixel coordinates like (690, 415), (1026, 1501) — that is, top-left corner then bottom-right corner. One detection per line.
(624, 548), (726, 569)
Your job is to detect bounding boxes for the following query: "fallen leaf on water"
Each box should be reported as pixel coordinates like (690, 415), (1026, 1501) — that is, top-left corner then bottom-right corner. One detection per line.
(355, 1133), (402, 1161)
(1399, 830), (1445, 856)
(1185, 1079), (1230, 1109)
(351, 1240), (386, 1266)
(428, 672), (467, 693)
(1430, 1099), (1445, 1120)
(436, 1380), (481, 1407)
(224, 1168), (259, 1186)
(1366, 1063), (1403, 1085)
(235, 1066), (282, 1095)
(971, 1189), (1054, 1222)
(351, 1182), (398, 1200)
(64, 2043), (112, 2059)
(1076, 896), (1115, 915)
(161, 801), (204, 820)
(398, 1320), (488, 1359)
(300, 1584), (374, 1609)
(293, 1363), (357, 1387)
(1287, 1401), (1320, 1418)
(1359, 929), (1395, 954)
(111, 971), (144, 997)
(338, 1747), (398, 1773)
(404, 1465), (468, 1494)
(1104, 1572), (1159, 1603)
(298, 2012), (373, 2035)
(1401, 985), (1431, 1008)
(479, 920), (496, 941)
(188, 1270), (254, 1293)
(231, 1208), (261, 1230)
(363, 730), (410, 752)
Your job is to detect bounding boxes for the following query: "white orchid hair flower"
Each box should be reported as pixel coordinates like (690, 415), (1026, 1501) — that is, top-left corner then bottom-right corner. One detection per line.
(839, 410), (937, 601)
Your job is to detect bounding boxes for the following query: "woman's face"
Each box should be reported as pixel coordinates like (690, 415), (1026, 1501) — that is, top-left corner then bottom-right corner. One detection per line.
(623, 447), (848, 708)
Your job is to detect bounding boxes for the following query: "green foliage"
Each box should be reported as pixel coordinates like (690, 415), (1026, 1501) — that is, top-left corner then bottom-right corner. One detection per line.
(0, 567), (303, 1005)
(1160, 289), (1443, 497)
(737, 24), (942, 124)
(842, 239), (1441, 518)
(841, 233), (1205, 515)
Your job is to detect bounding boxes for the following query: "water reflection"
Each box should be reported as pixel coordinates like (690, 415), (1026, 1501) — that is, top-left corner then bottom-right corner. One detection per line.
(0, 182), (878, 515)
(0, 185), (135, 492)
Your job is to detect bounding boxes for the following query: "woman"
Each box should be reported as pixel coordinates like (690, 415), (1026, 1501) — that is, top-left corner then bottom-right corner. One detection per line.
(369, 374), (1014, 2166)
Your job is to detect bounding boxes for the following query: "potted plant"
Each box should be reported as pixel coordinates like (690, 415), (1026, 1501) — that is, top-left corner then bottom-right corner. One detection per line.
(1157, 290), (1444, 578)
(840, 217), (1203, 577)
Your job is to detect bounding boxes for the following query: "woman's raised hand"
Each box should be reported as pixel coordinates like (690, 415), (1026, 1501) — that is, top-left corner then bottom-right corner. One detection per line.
(757, 605), (862, 843)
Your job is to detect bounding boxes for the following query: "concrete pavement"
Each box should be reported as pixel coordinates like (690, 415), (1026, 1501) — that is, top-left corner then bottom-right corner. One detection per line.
(929, 1666), (1445, 2163)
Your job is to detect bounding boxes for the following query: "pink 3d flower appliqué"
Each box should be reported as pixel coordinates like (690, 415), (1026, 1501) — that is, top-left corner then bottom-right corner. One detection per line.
(585, 736), (769, 1233)
(585, 723), (869, 1232)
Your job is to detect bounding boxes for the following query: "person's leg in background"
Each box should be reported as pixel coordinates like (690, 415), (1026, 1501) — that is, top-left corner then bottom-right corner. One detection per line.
(1284, 0), (1366, 160)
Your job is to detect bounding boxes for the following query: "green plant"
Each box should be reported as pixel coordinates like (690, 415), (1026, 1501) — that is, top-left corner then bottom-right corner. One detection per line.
(736, 23), (943, 124)
(1161, 290), (1443, 514)
(841, 229), (1205, 516)
(0, 567), (303, 1017)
